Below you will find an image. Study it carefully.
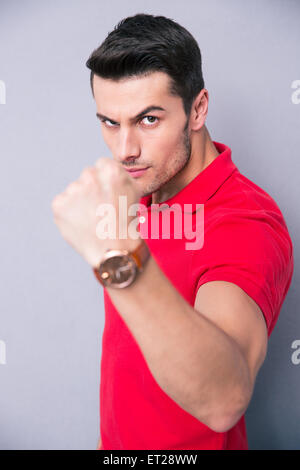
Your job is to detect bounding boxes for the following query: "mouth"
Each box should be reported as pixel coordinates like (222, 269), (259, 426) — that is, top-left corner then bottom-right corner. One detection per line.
(125, 167), (150, 178)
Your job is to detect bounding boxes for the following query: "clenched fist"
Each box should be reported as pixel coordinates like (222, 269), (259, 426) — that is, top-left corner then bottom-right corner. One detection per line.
(51, 158), (143, 268)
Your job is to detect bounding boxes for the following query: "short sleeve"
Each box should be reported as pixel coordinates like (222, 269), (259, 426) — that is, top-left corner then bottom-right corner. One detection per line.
(191, 214), (294, 337)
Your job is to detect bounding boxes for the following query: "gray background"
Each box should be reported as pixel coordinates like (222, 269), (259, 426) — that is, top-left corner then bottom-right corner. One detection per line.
(0, 0), (299, 450)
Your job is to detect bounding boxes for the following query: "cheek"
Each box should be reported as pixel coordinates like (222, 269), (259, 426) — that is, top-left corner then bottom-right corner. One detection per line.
(146, 128), (178, 156)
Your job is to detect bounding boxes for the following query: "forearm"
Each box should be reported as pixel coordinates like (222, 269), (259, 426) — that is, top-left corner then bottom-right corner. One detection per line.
(105, 253), (252, 432)
(96, 435), (103, 450)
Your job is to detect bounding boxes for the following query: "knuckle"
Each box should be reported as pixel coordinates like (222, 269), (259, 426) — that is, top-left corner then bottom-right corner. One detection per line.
(66, 181), (80, 193)
(51, 195), (63, 213)
(81, 166), (94, 177)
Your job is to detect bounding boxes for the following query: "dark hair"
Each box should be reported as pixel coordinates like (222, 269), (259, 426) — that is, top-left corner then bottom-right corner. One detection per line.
(85, 13), (205, 118)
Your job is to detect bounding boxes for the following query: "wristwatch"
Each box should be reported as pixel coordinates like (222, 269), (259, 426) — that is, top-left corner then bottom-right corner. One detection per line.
(92, 240), (150, 289)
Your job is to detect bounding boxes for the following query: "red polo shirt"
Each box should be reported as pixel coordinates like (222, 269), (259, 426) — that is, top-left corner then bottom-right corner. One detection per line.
(98, 141), (294, 450)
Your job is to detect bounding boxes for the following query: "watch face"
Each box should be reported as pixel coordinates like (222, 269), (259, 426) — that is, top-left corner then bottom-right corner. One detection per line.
(98, 252), (137, 288)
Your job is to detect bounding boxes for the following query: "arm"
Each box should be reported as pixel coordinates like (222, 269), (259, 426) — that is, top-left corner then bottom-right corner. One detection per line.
(51, 158), (268, 433)
(104, 244), (268, 433)
(96, 435), (103, 450)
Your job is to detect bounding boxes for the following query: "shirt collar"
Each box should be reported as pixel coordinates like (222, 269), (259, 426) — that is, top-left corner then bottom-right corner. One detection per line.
(139, 141), (238, 213)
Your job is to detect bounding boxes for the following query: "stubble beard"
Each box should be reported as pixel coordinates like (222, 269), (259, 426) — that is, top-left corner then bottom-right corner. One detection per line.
(141, 118), (191, 198)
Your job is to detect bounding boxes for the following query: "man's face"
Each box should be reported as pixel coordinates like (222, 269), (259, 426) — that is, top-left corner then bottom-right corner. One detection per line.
(92, 71), (191, 200)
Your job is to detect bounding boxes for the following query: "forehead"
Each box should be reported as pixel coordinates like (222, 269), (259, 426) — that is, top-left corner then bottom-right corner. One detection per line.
(92, 71), (177, 113)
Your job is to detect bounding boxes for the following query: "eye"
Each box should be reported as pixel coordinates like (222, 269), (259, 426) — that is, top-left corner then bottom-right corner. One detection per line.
(140, 116), (158, 126)
(100, 118), (117, 128)
(99, 116), (159, 128)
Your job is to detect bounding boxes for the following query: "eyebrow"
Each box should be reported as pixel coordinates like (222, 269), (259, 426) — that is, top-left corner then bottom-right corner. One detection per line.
(96, 105), (166, 124)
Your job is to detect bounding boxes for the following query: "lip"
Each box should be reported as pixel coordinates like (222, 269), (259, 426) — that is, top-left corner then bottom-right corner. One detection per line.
(125, 167), (150, 177)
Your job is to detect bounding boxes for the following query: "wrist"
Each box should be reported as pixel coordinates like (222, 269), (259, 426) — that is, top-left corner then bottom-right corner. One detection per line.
(89, 236), (143, 269)
(92, 237), (150, 289)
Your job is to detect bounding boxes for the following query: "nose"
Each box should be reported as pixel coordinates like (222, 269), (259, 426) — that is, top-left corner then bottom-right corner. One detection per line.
(116, 127), (141, 166)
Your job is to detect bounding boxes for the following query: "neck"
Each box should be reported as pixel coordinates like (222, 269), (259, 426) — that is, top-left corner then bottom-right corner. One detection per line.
(152, 125), (220, 204)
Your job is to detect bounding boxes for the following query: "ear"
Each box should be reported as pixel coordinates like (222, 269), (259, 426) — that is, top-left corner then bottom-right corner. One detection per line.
(189, 88), (209, 131)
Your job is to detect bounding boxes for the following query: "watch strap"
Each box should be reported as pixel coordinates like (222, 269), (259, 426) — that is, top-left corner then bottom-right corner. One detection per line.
(130, 239), (150, 271)
(92, 239), (150, 286)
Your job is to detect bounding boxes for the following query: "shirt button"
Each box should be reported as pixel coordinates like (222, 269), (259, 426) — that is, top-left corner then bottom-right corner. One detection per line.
(139, 216), (146, 223)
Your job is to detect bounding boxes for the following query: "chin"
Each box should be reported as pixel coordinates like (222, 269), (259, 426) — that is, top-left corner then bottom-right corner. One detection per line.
(141, 189), (151, 197)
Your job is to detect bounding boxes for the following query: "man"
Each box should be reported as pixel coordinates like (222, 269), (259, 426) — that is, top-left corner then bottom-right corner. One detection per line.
(52, 13), (294, 450)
